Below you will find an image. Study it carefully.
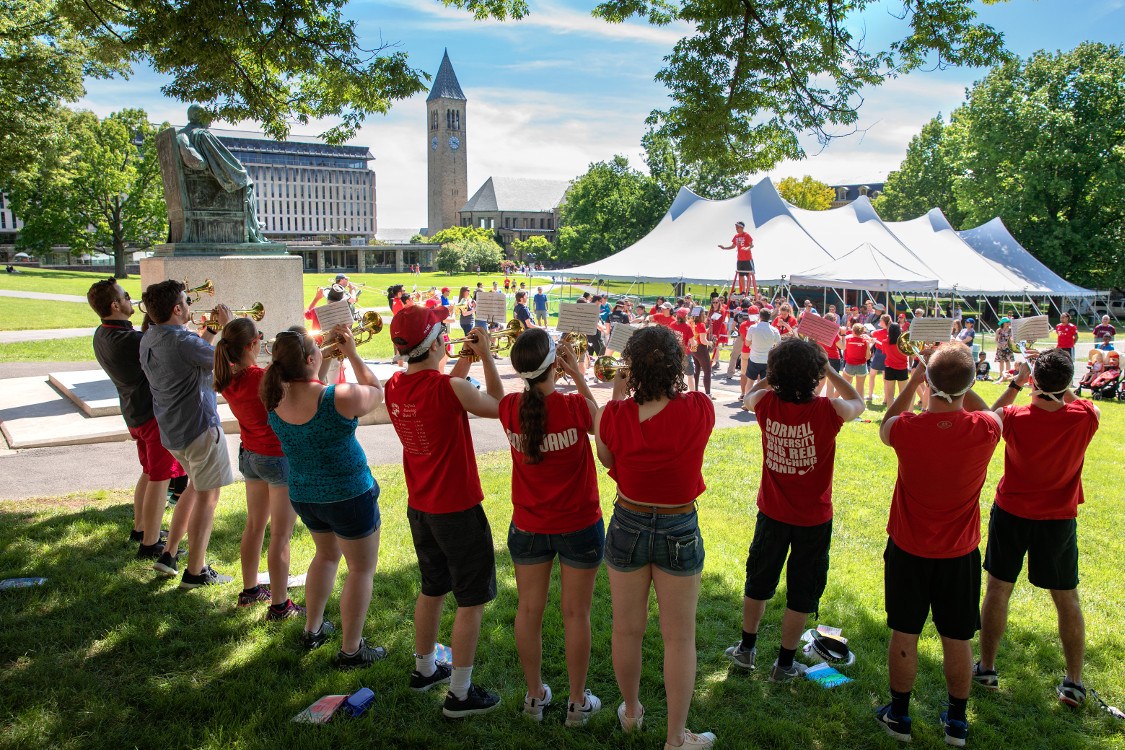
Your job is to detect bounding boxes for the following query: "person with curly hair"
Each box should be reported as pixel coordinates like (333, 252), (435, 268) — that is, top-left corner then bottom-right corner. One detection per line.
(725, 339), (865, 680)
(595, 325), (717, 750)
(500, 328), (604, 726)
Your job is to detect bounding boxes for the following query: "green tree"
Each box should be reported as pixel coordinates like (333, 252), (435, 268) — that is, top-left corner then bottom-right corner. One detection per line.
(777, 176), (834, 211)
(592, 0), (1009, 174)
(947, 43), (1125, 288)
(641, 127), (746, 207)
(556, 156), (664, 263)
(450, 237), (504, 272)
(435, 246), (467, 274)
(510, 235), (554, 263)
(7, 109), (167, 278)
(873, 116), (964, 225)
(427, 225), (497, 246)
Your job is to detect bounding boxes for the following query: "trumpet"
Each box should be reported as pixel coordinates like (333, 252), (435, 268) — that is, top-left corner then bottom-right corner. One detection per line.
(896, 331), (925, 358)
(556, 332), (588, 376)
(448, 319), (525, 361)
(593, 355), (629, 383)
(321, 311), (384, 360)
(191, 302), (265, 329)
(137, 278), (214, 314)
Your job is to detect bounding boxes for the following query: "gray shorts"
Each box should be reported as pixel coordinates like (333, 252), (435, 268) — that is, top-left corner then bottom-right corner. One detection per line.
(168, 426), (234, 492)
(238, 445), (289, 486)
(844, 363), (869, 377)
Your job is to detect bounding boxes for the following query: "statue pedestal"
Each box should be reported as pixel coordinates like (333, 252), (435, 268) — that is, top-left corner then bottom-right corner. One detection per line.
(153, 242), (289, 257)
(140, 254), (305, 340)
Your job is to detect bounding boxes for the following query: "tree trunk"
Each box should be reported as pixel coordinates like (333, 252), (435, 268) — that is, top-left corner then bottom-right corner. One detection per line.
(114, 236), (128, 279)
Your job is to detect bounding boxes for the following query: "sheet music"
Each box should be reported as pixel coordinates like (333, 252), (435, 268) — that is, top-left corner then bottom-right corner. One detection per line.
(557, 303), (601, 335)
(607, 323), (639, 353)
(907, 317), (955, 343)
(311, 299), (353, 331)
(1010, 315), (1050, 345)
(795, 313), (840, 346)
(474, 291), (508, 323)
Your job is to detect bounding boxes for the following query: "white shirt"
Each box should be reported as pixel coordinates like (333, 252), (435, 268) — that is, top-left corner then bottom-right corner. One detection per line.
(748, 321), (780, 364)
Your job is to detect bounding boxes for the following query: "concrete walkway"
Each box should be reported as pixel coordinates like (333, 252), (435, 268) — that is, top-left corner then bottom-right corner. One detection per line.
(0, 327), (95, 344)
(0, 289), (87, 303)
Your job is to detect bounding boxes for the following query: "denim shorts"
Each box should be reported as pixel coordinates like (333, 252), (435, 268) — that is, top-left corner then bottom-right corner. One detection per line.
(291, 485), (380, 540)
(844, 362), (868, 377)
(605, 505), (705, 577)
(507, 519), (605, 569)
(238, 445), (289, 486)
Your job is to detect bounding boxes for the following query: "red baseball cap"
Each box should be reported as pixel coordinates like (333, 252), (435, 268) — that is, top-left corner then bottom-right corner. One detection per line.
(424, 297), (439, 309)
(748, 305), (760, 314)
(441, 286), (450, 293)
(390, 304), (449, 355)
(675, 308), (689, 318)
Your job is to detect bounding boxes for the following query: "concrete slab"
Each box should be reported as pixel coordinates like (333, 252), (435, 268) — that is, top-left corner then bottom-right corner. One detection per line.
(49, 370), (122, 417)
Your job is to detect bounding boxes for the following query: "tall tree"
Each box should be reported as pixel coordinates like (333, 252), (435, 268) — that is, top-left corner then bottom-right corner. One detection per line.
(556, 156), (664, 263)
(948, 43), (1125, 289)
(8, 109), (167, 278)
(642, 127), (747, 208)
(777, 176), (834, 210)
(873, 116), (963, 226)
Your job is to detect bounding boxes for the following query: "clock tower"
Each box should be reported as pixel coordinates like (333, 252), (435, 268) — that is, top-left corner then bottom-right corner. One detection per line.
(427, 50), (468, 235)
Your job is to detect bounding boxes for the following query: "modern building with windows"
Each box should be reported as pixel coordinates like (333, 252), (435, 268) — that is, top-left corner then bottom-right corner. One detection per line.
(211, 129), (377, 245)
(829, 183), (884, 207)
(0, 192), (23, 244)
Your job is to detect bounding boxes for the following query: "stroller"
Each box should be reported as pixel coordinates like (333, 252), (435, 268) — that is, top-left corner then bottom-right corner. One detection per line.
(1075, 351), (1105, 397)
(1088, 352), (1121, 400)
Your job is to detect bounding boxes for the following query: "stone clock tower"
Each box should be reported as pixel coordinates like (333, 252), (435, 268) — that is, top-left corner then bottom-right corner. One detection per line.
(427, 50), (468, 234)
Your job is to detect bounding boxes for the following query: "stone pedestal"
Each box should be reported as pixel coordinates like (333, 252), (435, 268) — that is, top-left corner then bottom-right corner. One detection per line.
(140, 254), (304, 340)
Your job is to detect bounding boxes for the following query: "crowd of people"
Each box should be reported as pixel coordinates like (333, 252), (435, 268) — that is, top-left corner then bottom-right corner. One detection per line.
(84, 271), (1107, 749)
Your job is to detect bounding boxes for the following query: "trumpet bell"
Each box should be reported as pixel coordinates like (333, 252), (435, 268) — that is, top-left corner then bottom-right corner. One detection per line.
(897, 331), (924, 357)
(184, 278), (215, 305)
(593, 355), (627, 383)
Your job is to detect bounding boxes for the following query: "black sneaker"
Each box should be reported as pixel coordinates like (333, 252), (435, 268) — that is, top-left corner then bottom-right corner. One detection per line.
(130, 529), (168, 544)
(333, 638), (388, 669)
(300, 620), (335, 650)
(136, 541), (166, 560)
(410, 661), (452, 692)
(443, 684), (501, 718)
(179, 565), (233, 589)
(153, 551), (178, 577)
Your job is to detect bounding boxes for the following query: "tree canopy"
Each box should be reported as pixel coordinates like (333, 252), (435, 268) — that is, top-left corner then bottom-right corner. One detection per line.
(776, 176), (834, 211)
(873, 115), (964, 227)
(556, 156), (664, 263)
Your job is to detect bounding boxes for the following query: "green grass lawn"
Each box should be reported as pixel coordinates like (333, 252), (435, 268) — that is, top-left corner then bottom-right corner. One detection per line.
(0, 336), (95, 363)
(0, 298), (102, 331)
(2, 388), (1123, 749)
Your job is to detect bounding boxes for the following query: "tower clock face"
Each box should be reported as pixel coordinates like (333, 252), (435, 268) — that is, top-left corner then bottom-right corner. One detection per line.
(431, 136), (438, 151)
(449, 136), (461, 150)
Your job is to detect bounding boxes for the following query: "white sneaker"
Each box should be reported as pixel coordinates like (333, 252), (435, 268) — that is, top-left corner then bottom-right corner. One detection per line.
(617, 701), (644, 733)
(665, 730), (717, 749)
(565, 690), (602, 727)
(522, 683), (552, 722)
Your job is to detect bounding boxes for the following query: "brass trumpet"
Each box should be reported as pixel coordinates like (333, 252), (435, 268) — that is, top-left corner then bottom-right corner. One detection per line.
(896, 331), (925, 357)
(321, 311), (384, 360)
(593, 355), (628, 383)
(448, 319), (524, 361)
(191, 302), (265, 329)
(137, 278), (214, 314)
(556, 332), (587, 376)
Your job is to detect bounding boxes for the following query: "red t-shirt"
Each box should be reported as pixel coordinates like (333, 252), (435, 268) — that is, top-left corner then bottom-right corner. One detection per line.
(384, 369), (483, 513)
(772, 316), (798, 336)
(1056, 323), (1077, 348)
(843, 334), (869, 365)
(755, 392), (845, 526)
(304, 308), (321, 328)
(221, 366), (283, 456)
(871, 328), (888, 351)
(669, 321), (694, 351)
(650, 312), (674, 327)
(819, 334), (841, 361)
(599, 391), (714, 504)
(994, 400), (1099, 520)
(740, 319), (753, 353)
(693, 322), (709, 345)
(499, 391), (600, 534)
(731, 231), (754, 261)
(391, 298), (406, 316)
(882, 335), (908, 370)
(887, 411), (1001, 558)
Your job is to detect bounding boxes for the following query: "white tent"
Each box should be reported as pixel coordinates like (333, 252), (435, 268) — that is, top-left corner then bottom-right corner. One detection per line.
(958, 217), (1096, 297)
(554, 177), (1095, 297)
(790, 242), (939, 292)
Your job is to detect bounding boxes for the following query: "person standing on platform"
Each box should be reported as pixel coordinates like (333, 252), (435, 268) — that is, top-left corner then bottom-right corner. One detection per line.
(718, 221), (756, 296)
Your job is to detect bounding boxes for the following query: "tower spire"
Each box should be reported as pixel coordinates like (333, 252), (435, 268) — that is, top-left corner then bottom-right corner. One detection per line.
(427, 49), (466, 102)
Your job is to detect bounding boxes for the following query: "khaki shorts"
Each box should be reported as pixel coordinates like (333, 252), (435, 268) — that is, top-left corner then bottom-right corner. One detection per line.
(168, 426), (234, 492)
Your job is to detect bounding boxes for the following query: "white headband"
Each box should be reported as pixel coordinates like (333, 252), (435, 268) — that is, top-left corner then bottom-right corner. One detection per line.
(518, 336), (557, 381)
(926, 370), (974, 404)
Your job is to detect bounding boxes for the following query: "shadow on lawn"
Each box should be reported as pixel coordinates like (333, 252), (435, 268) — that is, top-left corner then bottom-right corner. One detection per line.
(1, 503), (1121, 750)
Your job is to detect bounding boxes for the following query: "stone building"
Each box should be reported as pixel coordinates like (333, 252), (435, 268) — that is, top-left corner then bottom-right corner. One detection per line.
(0, 193), (22, 244)
(459, 176), (568, 247)
(427, 50), (469, 235)
(829, 183), (884, 208)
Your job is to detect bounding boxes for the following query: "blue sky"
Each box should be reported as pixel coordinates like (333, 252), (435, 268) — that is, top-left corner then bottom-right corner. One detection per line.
(79, 0), (1125, 230)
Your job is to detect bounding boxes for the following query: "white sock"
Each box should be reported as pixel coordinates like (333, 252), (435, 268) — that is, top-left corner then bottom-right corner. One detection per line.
(415, 651), (436, 677)
(450, 665), (473, 700)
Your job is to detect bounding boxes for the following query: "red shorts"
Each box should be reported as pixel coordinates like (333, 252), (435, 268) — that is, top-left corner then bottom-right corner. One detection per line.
(128, 417), (185, 482)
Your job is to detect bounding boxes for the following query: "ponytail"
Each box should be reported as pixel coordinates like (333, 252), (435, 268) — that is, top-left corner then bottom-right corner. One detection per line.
(212, 318), (257, 393)
(509, 328), (553, 465)
(259, 326), (316, 411)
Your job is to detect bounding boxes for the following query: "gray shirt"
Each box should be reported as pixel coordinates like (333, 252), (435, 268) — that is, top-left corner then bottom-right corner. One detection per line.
(139, 324), (219, 450)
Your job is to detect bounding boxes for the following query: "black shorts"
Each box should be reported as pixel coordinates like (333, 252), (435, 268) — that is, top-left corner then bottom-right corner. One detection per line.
(744, 360), (768, 380)
(827, 358), (842, 373)
(744, 511), (832, 615)
(884, 538), (981, 640)
(983, 504), (1079, 590)
(408, 504), (497, 607)
(737, 259), (755, 274)
(884, 367), (909, 381)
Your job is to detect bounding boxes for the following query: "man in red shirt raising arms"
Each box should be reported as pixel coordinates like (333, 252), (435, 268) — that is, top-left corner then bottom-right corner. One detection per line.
(726, 339), (865, 680)
(877, 343), (1003, 747)
(974, 348), (1100, 707)
(718, 221), (756, 296)
(384, 305), (506, 718)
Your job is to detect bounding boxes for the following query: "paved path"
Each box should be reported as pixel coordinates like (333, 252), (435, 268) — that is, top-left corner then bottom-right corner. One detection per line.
(0, 327), (95, 344)
(0, 289), (87, 303)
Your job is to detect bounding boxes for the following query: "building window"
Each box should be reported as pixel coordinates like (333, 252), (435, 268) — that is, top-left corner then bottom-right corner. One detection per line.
(859, 186), (869, 196)
(539, 218), (545, 229)
(547, 218), (553, 230)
